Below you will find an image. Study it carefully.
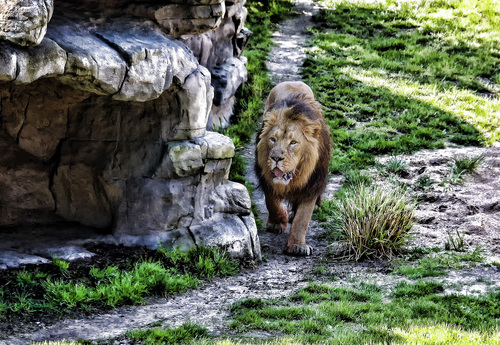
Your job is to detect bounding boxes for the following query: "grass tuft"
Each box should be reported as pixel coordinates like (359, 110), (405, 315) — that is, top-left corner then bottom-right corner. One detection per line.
(452, 154), (485, 175)
(126, 322), (209, 345)
(334, 183), (416, 260)
(376, 156), (408, 177)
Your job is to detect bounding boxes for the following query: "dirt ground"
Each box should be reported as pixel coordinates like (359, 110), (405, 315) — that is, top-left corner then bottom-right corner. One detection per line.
(378, 146), (500, 255)
(1, 0), (499, 343)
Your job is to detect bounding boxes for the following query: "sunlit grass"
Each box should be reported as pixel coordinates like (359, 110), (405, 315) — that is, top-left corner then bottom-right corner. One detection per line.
(343, 67), (500, 143)
(225, 281), (500, 344)
(391, 324), (500, 345)
(304, 0), (500, 172)
(34, 326), (500, 345)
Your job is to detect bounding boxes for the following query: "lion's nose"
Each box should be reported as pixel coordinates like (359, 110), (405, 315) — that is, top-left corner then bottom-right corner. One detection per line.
(271, 154), (284, 162)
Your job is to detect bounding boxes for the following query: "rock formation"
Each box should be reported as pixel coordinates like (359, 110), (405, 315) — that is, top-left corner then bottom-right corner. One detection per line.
(0, 0), (260, 261)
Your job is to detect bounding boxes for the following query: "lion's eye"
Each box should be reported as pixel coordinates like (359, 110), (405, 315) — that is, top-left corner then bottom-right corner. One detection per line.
(270, 138), (276, 143)
(290, 140), (298, 145)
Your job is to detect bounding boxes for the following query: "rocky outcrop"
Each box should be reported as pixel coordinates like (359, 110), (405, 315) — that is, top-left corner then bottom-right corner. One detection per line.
(0, 0), (259, 261)
(0, 0), (54, 46)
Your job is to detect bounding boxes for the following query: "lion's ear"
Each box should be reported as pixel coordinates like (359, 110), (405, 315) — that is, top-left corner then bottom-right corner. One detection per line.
(262, 110), (279, 127)
(304, 121), (322, 139)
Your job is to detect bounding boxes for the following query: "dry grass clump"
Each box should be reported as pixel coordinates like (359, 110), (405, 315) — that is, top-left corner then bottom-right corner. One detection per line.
(335, 183), (416, 261)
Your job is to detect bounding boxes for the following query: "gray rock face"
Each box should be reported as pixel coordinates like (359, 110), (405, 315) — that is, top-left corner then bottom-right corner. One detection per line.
(0, 0), (54, 46)
(0, 0), (259, 261)
(128, 0), (227, 37)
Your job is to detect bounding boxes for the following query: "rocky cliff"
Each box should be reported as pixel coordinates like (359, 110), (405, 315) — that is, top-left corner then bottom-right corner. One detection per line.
(0, 0), (260, 260)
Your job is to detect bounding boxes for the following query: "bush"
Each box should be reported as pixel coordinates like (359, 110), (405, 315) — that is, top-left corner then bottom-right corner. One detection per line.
(334, 183), (416, 260)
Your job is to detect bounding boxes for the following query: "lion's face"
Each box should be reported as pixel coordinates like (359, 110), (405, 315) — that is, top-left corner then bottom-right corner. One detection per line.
(265, 122), (307, 185)
(257, 107), (321, 188)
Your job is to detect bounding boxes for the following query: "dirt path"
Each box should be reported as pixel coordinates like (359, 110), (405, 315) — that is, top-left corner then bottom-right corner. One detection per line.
(265, 0), (320, 84)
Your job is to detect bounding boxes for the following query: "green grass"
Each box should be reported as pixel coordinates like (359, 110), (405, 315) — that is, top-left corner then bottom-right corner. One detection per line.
(376, 156), (409, 177)
(439, 153), (486, 185)
(393, 246), (486, 279)
(0, 246), (239, 321)
(303, 0), (500, 173)
(227, 282), (500, 344)
(453, 154), (485, 175)
(126, 322), (209, 345)
(445, 229), (468, 251)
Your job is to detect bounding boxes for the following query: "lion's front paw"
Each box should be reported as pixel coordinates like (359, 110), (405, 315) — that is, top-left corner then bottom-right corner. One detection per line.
(267, 222), (288, 234)
(285, 243), (313, 256)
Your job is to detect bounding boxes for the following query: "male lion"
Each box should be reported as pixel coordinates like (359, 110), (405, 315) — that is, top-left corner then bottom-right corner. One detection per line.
(255, 81), (331, 256)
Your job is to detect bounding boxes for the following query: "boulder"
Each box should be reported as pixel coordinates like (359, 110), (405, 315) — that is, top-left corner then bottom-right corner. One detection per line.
(191, 212), (260, 260)
(0, 0), (54, 46)
(0, 0), (260, 261)
(212, 56), (247, 106)
(127, 1), (226, 37)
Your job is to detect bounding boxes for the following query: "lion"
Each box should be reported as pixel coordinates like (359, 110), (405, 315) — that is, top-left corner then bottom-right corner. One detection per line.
(255, 81), (331, 256)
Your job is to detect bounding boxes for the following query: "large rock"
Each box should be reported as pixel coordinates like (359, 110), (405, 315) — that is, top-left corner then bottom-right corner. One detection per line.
(0, 132), (55, 226)
(127, 0), (226, 37)
(0, 0), (54, 46)
(191, 213), (260, 259)
(116, 131), (235, 233)
(212, 56), (247, 107)
(0, 0), (259, 261)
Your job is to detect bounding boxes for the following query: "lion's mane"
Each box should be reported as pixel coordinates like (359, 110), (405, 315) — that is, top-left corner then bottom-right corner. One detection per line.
(255, 84), (331, 205)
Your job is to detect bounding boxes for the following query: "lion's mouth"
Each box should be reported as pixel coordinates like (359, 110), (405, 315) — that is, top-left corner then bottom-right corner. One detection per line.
(272, 167), (293, 183)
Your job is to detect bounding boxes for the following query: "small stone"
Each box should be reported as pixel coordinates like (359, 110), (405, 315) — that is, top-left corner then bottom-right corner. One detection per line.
(34, 246), (95, 261)
(0, 250), (51, 268)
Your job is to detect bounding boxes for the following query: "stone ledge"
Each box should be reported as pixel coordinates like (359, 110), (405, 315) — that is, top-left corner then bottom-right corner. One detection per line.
(0, 15), (199, 102)
(128, 1), (226, 37)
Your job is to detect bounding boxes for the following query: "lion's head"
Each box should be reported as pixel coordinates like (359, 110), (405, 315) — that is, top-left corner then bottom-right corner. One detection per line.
(256, 98), (324, 192)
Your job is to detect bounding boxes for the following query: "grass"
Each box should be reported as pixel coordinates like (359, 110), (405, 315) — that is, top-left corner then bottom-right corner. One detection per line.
(126, 322), (209, 344)
(226, 281), (500, 344)
(333, 183), (416, 260)
(0, 246), (239, 322)
(393, 246), (486, 279)
(453, 154), (485, 175)
(31, 247), (498, 344)
(445, 229), (468, 251)
(376, 156), (408, 177)
(440, 153), (486, 185)
(303, 0), (500, 173)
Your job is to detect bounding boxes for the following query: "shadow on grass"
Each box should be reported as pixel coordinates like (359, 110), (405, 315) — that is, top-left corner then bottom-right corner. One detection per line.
(302, 0), (500, 172)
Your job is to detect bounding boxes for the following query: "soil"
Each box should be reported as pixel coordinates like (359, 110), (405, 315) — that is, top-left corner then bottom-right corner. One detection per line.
(1, 0), (499, 343)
